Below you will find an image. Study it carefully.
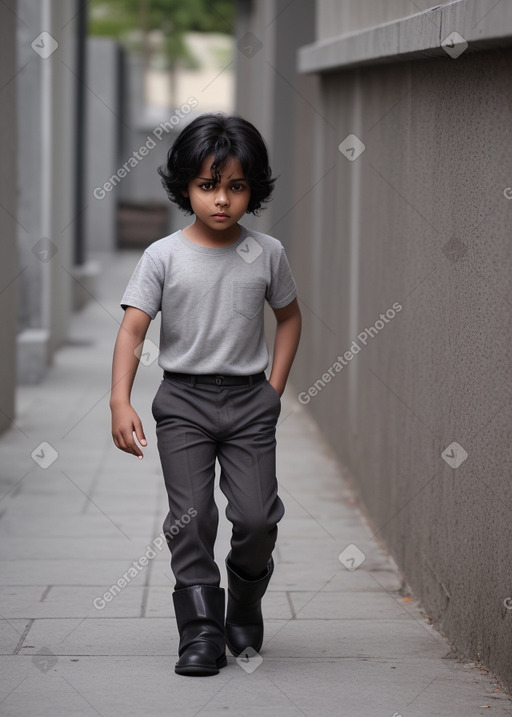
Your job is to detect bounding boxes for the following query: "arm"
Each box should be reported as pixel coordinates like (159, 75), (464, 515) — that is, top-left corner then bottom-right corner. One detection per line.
(269, 298), (302, 397)
(110, 306), (152, 459)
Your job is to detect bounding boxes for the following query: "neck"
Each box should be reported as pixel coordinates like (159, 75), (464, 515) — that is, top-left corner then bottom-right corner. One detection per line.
(183, 220), (242, 248)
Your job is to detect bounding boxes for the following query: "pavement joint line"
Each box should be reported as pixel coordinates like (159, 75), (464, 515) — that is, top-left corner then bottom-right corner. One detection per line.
(12, 618), (34, 655)
(266, 574), (337, 647)
(285, 591), (296, 619)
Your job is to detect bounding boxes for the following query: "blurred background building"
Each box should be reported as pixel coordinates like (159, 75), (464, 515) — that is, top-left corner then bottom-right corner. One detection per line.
(1, 0), (511, 694)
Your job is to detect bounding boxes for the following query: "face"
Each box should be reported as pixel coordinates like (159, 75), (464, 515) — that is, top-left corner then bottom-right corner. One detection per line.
(182, 154), (251, 234)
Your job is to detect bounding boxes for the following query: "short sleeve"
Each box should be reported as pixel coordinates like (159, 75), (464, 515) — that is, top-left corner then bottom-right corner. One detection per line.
(120, 251), (163, 319)
(266, 247), (297, 309)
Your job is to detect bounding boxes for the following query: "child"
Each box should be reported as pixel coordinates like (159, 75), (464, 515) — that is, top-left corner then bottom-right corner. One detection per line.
(110, 113), (301, 676)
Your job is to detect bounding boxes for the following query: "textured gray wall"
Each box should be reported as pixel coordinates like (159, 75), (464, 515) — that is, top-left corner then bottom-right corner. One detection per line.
(236, 0), (512, 693)
(286, 49), (512, 689)
(0, 0), (18, 431)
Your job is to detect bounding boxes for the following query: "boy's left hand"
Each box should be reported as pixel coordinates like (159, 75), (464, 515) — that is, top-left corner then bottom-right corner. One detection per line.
(269, 381), (284, 397)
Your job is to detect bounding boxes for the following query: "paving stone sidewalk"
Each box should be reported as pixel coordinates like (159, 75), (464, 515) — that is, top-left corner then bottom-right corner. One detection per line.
(0, 251), (510, 717)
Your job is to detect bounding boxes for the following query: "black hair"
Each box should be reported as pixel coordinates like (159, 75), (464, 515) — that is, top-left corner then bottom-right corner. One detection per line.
(157, 113), (276, 215)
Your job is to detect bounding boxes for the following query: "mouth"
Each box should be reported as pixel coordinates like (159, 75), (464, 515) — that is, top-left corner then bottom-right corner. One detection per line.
(212, 213), (230, 218)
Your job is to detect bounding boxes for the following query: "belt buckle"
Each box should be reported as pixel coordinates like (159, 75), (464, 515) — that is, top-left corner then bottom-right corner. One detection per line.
(215, 375), (224, 385)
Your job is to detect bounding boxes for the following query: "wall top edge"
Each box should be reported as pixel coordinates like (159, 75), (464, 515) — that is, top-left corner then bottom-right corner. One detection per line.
(297, 0), (512, 74)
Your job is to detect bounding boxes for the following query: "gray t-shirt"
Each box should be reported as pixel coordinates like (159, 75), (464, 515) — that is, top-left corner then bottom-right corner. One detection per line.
(120, 224), (297, 375)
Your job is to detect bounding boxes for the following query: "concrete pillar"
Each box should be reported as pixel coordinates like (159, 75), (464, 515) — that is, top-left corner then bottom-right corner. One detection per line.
(16, 0), (78, 382)
(0, 0), (18, 432)
(85, 38), (122, 252)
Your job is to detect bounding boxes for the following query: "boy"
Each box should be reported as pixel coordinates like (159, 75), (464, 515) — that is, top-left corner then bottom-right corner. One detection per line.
(110, 113), (301, 676)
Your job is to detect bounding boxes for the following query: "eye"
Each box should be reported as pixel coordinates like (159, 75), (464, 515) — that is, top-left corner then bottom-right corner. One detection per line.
(231, 183), (247, 192)
(199, 182), (214, 190)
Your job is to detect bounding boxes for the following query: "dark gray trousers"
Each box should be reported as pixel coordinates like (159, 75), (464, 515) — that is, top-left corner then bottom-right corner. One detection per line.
(151, 375), (285, 589)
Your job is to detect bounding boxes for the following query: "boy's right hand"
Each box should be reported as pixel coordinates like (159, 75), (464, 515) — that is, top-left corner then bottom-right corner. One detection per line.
(111, 403), (147, 459)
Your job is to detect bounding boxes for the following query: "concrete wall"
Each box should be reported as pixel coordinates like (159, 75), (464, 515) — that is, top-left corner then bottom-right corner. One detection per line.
(0, 0), (18, 432)
(236, 0), (512, 693)
(233, 0), (317, 356)
(16, 0), (79, 382)
(290, 51), (512, 689)
(234, 0), (317, 241)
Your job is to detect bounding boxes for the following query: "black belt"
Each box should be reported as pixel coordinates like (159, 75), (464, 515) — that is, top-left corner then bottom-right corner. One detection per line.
(163, 371), (266, 386)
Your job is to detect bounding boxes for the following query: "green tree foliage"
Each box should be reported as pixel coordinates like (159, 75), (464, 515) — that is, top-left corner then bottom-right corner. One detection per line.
(89, 0), (235, 44)
(89, 0), (235, 104)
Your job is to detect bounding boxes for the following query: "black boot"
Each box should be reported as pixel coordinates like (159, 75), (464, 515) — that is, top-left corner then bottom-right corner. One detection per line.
(172, 585), (227, 676)
(225, 552), (274, 657)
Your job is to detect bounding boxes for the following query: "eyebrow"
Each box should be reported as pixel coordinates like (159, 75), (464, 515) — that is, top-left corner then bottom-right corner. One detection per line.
(196, 176), (247, 182)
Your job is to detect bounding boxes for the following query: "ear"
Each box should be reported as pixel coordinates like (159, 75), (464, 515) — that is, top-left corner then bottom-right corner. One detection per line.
(181, 188), (189, 198)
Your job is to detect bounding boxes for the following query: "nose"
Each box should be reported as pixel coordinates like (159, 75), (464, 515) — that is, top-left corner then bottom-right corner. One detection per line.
(214, 188), (229, 206)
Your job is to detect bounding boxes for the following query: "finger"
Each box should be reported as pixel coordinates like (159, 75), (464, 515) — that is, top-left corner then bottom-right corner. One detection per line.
(120, 430), (143, 459)
(134, 421), (147, 447)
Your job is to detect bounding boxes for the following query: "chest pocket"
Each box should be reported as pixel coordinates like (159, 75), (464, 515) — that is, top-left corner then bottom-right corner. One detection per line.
(233, 281), (266, 320)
